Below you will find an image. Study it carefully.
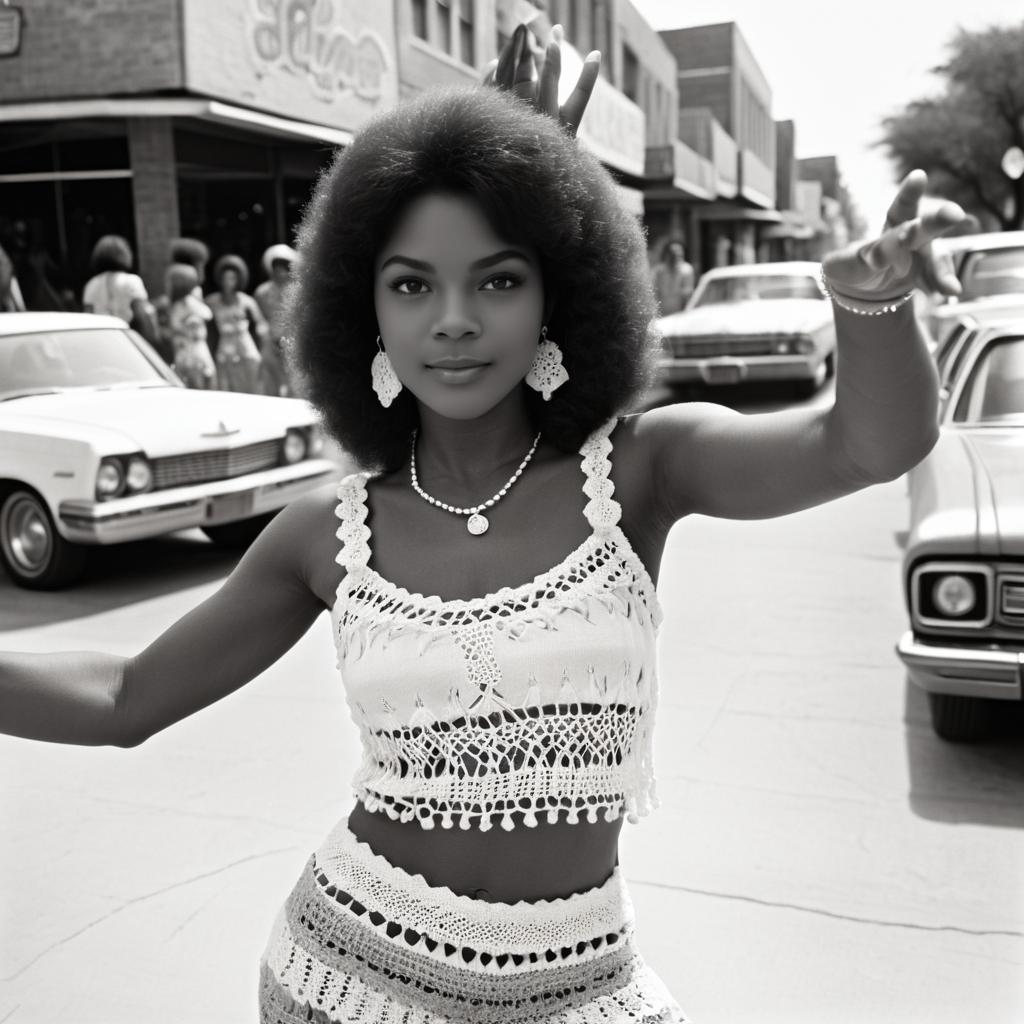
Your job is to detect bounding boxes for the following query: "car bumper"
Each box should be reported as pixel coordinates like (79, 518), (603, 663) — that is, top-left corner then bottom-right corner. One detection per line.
(896, 630), (1023, 701)
(57, 458), (339, 544)
(657, 354), (821, 385)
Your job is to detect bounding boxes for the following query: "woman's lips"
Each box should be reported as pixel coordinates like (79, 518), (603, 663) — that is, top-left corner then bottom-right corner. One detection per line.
(427, 362), (489, 383)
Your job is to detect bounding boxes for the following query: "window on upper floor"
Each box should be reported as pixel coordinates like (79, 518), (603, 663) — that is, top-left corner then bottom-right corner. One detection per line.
(622, 43), (639, 102)
(436, 0), (452, 55)
(458, 0), (474, 66)
(592, 0), (611, 79)
(411, 0), (428, 41)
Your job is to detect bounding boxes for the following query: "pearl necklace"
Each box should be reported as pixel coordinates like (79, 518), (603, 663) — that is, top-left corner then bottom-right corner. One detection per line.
(409, 430), (542, 536)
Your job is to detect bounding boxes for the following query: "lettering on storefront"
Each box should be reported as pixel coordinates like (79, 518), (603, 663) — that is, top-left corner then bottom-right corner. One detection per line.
(247, 0), (391, 104)
(0, 6), (24, 58)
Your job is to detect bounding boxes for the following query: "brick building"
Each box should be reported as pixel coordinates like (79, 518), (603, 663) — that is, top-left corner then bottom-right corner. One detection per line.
(658, 21), (781, 270)
(0, 0), (406, 302)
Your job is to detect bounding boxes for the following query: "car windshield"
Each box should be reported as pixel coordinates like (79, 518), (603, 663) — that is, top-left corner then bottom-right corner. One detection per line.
(958, 247), (1024, 302)
(693, 274), (824, 307)
(0, 328), (172, 401)
(953, 336), (1024, 423)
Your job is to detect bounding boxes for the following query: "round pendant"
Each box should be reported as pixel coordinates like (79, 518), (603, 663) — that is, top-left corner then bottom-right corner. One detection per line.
(466, 512), (489, 536)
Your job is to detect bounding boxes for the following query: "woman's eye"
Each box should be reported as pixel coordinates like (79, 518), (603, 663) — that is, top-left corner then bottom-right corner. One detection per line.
(391, 278), (429, 295)
(482, 273), (522, 291)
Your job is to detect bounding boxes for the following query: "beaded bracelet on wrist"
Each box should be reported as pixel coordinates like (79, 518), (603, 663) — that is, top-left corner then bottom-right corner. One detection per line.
(819, 267), (916, 316)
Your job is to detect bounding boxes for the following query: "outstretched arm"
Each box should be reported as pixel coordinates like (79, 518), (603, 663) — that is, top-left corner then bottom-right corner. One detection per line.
(0, 490), (332, 747)
(643, 171), (965, 523)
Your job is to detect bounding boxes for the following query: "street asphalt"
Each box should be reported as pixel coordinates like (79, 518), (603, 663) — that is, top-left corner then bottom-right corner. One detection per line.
(2, 383), (1022, 1023)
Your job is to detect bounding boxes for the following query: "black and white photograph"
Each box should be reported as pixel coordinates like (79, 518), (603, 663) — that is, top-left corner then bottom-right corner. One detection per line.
(1, 1), (1023, 1021)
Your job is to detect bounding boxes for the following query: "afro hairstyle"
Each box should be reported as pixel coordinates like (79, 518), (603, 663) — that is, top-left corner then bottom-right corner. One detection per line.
(287, 85), (657, 472)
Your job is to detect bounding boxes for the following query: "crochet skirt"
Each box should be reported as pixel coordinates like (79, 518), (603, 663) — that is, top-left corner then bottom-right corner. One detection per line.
(260, 820), (686, 1023)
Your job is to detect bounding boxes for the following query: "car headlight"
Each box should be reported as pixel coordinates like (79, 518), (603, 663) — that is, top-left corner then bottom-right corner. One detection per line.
(793, 336), (816, 354)
(932, 574), (976, 617)
(912, 563), (993, 628)
(774, 339), (792, 354)
(96, 458), (125, 500)
(282, 428), (308, 464)
(307, 426), (324, 458)
(125, 456), (153, 493)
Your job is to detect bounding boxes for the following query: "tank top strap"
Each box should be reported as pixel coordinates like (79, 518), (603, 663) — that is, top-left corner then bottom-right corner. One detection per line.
(334, 471), (373, 574)
(579, 416), (622, 534)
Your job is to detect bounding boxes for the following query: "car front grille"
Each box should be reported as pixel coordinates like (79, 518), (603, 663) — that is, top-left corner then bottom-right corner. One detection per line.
(667, 336), (775, 358)
(151, 439), (282, 489)
(1000, 576), (1024, 624)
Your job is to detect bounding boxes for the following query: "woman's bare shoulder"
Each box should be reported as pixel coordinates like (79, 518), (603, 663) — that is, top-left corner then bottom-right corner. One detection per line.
(268, 479), (347, 608)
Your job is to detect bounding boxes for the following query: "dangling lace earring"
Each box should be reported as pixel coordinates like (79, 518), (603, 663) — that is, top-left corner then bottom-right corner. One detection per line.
(525, 326), (569, 401)
(371, 336), (403, 408)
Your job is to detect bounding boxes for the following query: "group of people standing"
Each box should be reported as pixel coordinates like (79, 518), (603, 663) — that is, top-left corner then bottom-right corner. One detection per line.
(81, 234), (297, 397)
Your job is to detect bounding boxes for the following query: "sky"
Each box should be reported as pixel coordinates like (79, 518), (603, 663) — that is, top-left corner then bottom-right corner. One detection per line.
(629, 0), (1023, 230)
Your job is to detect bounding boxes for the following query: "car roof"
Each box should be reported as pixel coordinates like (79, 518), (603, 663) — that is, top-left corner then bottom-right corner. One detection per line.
(698, 261), (821, 280)
(958, 305), (1024, 329)
(932, 230), (1024, 256)
(0, 311), (127, 336)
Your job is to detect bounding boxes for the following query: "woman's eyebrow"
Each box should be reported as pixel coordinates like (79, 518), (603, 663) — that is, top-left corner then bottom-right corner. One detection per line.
(378, 249), (531, 273)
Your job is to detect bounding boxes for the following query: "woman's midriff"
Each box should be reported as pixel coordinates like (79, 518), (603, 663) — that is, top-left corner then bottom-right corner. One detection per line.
(347, 800), (623, 904)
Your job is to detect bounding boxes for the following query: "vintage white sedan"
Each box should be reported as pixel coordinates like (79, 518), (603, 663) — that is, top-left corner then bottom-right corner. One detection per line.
(923, 230), (1024, 347)
(655, 261), (836, 398)
(0, 313), (338, 589)
(897, 315), (1024, 740)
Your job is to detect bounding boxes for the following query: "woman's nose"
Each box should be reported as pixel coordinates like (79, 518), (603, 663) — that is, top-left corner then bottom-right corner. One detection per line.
(432, 292), (481, 339)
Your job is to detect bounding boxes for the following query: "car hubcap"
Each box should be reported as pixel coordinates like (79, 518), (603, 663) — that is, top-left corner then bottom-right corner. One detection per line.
(3, 496), (52, 576)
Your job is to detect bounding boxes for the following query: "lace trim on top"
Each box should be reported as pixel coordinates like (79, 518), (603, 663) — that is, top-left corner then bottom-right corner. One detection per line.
(331, 418), (662, 830)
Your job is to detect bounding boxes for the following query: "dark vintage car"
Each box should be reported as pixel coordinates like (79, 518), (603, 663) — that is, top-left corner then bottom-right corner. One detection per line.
(655, 261), (836, 398)
(0, 313), (338, 589)
(897, 316), (1024, 740)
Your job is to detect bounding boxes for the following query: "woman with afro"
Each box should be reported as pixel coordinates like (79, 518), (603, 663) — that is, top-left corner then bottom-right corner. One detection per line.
(0, 23), (964, 1022)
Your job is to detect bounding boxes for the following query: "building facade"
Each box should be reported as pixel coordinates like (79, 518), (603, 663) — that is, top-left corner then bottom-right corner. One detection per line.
(657, 21), (780, 271)
(0, 0), (856, 311)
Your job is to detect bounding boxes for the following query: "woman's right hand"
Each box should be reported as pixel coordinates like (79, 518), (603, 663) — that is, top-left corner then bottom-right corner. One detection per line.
(483, 23), (601, 137)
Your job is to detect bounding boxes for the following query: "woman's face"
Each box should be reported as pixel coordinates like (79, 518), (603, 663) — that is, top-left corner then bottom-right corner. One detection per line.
(220, 268), (239, 294)
(374, 192), (545, 421)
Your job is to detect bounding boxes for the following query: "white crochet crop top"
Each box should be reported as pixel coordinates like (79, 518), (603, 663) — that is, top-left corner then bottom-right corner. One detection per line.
(330, 418), (662, 832)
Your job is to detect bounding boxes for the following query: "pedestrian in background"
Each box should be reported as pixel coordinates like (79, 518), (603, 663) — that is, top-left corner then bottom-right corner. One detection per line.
(154, 237), (211, 364)
(165, 263), (216, 390)
(254, 243), (297, 397)
(81, 234), (159, 346)
(205, 254), (266, 393)
(651, 240), (695, 315)
(0, 243), (26, 312)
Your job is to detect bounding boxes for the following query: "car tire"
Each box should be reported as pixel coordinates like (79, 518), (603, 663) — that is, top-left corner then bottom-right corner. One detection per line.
(201, 511), (278, 548)
(927, 692), (993, 742)
(0, 488), (89, 590)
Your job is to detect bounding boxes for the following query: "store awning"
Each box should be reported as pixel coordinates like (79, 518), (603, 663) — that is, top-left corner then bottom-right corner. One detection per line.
(697, 204), (783, 224)
(0, 97), (354, 147)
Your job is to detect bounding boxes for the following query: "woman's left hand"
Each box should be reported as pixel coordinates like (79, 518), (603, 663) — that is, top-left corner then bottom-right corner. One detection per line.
(822, 169), (965, 303)
(483, 23), (600, 137)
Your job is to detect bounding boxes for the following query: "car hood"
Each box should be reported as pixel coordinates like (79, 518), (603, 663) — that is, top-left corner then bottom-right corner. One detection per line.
(657, 299), (831, 337)
(908, 428), (1024, 559)
(0, 387), (318, 456)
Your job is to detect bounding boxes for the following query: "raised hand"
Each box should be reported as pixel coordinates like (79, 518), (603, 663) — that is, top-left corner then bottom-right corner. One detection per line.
(822, 170), (965, 303)
(483, 23), (601, 137)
